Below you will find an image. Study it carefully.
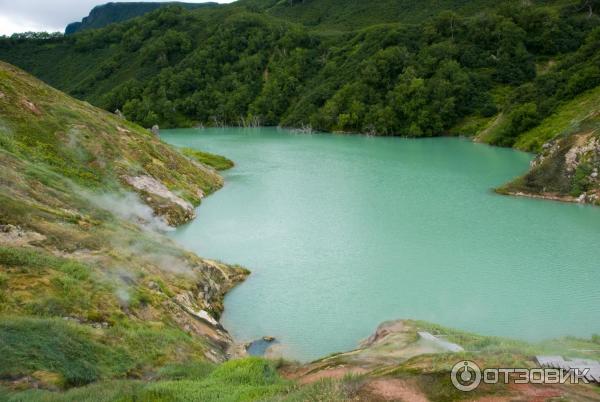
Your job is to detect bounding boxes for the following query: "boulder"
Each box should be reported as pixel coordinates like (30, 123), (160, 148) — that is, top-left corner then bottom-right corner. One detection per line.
(123, 175), (195, 225)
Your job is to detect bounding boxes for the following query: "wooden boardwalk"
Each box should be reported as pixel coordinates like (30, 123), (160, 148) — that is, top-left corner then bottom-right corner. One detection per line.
(537, 356), (600, 383)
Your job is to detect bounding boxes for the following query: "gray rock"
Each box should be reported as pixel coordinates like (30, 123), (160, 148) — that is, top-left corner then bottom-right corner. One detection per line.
(0, 224), (46, 246)
(151, 125), (160, 137)
(123, 174), (196, 225)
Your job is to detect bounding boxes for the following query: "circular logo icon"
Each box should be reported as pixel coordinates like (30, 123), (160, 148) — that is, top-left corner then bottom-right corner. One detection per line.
(451, 360), (482, 392)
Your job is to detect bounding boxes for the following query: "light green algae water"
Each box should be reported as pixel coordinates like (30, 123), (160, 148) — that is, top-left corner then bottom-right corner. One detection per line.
(163, 127), (600, 361)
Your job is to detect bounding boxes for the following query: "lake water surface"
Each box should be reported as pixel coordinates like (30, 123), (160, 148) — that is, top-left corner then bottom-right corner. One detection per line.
(163, 127), (600, 361)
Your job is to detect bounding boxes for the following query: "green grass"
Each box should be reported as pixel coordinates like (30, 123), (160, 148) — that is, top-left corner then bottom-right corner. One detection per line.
(414, 320), (600, 362)
(0, 246), (115, 319)
(515, 85), (600, 152)
(0, 359), (291, 402)
(0, 317), (131, 387)
(0, 357), (362, 401)
(156, 361), (216, 381)
(3, 319), (600, 401)
(0, 247), (89, 276)
(181, 147), (234, 171)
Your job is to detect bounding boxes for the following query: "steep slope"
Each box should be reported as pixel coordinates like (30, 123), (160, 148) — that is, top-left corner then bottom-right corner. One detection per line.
(498, 86), (600, 204)
(0, 59), (225, 225)
(65, 1), (219, 34)
(0, 61), (248, 390)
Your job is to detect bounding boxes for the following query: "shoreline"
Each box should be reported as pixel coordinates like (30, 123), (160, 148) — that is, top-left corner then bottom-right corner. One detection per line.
(171, 127), (599, 364)
(169, 125), (598, 210)
(495, 188), (581, 204)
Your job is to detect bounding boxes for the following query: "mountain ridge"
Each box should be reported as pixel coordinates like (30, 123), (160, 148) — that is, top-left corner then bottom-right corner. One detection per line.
(65, 1), (219, 34)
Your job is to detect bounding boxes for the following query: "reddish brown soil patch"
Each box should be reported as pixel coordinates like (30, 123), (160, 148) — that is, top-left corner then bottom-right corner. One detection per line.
(508, 383), (564, 401)
(365, 378), (429, 401)
(475, 382), (600, 402)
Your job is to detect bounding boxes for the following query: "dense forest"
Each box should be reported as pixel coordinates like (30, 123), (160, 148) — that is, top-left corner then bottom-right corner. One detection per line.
(0, 0), (599, 151)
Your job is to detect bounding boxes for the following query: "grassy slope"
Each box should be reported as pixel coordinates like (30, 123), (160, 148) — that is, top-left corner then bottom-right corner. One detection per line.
(515, 85), (600, 152)
(0, 356), (365, 401)
(0, 61), (223, 204)
(0, 61), (249, 390)
(0, 60), (229, 225)
(4, 320), (600, 401)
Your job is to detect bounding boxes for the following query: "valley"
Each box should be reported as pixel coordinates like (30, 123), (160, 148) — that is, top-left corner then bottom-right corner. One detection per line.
(1, 0), (600, 400)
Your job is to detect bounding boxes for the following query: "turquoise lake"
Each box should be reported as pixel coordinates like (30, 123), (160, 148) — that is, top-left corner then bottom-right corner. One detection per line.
(162, 127), (600, 361)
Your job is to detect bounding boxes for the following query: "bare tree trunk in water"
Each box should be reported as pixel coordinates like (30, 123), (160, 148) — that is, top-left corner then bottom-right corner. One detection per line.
(581, 0), (595, 18)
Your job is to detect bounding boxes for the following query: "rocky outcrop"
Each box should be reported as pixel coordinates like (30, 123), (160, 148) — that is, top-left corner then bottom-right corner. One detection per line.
(163, 298), (233, 362)
(282, 320), (465, 391)
(564, 134), (599, 173)
(0, 224), (46, 247)
(166, 259), (249, 361)
(500, 131), (600, 206)
(123, 175), (196, 225)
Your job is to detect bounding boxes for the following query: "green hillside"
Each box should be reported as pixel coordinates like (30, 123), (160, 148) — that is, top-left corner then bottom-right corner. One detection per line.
(1, 1), (597, 141)
(0, 60), (247, 387)
(240, 0), (517, 30)
(65, 2), (219, 34)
